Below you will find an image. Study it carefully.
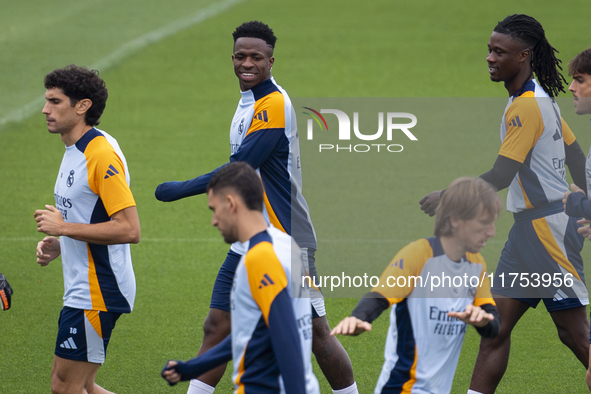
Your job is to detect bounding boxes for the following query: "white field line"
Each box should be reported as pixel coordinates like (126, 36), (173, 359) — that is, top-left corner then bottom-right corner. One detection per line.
(0, 0), (246, 127)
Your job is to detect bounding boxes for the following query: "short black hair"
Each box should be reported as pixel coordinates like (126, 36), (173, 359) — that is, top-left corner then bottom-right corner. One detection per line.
(494, 14), (566, 97)
(232, 21), (277, 49)
(207, 162), (264, 212)
(44, 65), (108, 126)
(569, 47), (591, 76)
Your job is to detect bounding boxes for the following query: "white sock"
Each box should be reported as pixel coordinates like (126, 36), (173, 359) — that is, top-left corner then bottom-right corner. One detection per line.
(467, 390), (484, 394)
(187, 379), (215, 394)
(332, 382), (359, 394)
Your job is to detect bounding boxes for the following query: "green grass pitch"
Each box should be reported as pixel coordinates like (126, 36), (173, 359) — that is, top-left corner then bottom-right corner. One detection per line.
(1, 0), (591, 392)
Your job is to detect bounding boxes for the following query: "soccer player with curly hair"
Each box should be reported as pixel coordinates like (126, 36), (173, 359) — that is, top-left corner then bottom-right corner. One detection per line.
(35, 65), (140, 394)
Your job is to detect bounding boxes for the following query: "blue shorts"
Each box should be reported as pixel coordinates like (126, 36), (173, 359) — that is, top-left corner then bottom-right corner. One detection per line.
(55, 307), (121, 364)
(210, 247), (326, 318)
(493, 202), (588, 312)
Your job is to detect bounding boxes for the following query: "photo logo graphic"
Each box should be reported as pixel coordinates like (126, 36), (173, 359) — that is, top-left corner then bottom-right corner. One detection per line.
(302, 107), (417, 153)
(302, 107), (329, 133)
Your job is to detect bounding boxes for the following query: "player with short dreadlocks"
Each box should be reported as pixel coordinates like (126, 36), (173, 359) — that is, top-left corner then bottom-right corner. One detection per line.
(418, 14), (590, 394)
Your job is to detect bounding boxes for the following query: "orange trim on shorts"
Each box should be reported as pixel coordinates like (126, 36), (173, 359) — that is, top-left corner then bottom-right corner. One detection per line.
(84, 310), (103, 338)
(532, 217), (582, 282)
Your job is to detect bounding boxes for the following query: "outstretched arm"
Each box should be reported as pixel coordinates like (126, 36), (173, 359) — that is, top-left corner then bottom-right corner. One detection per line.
(479, 155), (522, 191)
(419, 155), (521, 216)
(331, 292), (390, 336)
(155, 128), (286, 202)
(155, 165), (223, 202)
(161, 334), (232, 385)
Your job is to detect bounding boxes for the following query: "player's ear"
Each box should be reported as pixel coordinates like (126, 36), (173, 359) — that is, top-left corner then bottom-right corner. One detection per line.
(226, 193), (238, 212)
(76, 99), (92, 115)
(518, 48), (531, 63)
(449, 216), (461, 232)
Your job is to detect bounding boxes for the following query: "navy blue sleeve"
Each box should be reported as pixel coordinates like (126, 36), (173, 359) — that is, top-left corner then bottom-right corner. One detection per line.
(565, 191), (591, 220)
(268, 288), (306, 394)
(154, 128), (285, 202)
(155, 165), (224, 202)
(161, 335), (232, 384)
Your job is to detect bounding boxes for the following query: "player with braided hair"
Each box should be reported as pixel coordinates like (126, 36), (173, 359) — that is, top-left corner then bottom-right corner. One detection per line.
(419, 14), (589, 394)
(493, 14), (568, 98)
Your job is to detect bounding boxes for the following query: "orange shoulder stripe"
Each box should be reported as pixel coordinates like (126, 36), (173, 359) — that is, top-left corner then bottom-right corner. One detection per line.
(246, 91), (285, 136)
(244, 242), (288, 325)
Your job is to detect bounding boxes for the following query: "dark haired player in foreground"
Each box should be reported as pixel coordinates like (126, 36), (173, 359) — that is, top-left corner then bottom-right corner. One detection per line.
(334, 177), (501, 394)
(563, 47), (591, 391)
(156, 21), (357, 394)
(420, 14), (589, 394)
(162, 161), (319, 393)
(35, 65), (140, 394)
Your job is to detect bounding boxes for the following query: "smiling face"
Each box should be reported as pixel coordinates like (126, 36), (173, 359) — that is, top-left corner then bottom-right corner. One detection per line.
(569, 72), (591, 115)
(486, 31), (530, 94)
(232, 37), (274, 91)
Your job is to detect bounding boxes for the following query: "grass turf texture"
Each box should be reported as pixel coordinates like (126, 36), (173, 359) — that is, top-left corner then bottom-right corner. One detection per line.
(1, 0), (591, 392)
